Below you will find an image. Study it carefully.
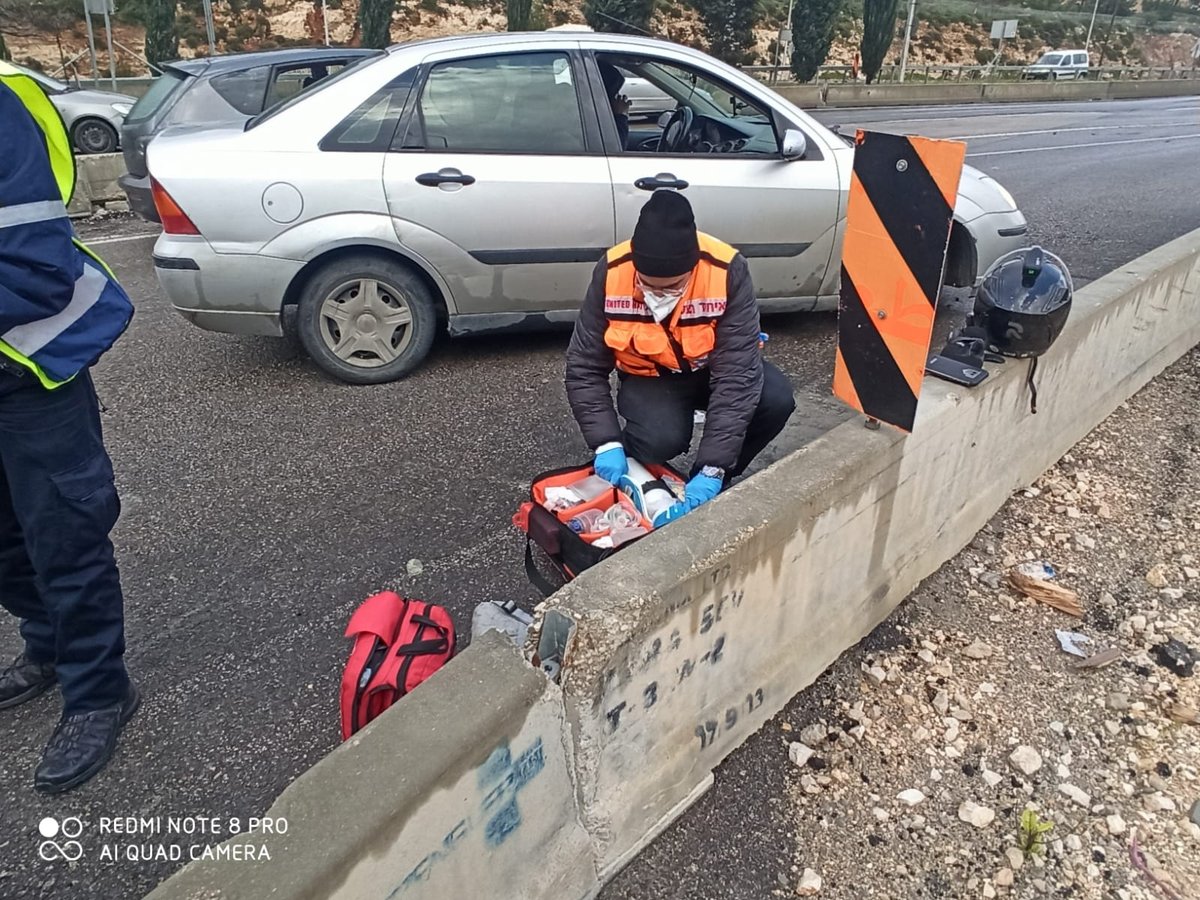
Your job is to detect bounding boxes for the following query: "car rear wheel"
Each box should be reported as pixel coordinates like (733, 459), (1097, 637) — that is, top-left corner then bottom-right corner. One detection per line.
(297, 255), (438, 385)
(72, 118), (119, 154)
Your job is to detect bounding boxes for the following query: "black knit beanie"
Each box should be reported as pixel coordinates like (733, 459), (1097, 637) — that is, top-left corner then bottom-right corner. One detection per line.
(631, 191), (700, 278)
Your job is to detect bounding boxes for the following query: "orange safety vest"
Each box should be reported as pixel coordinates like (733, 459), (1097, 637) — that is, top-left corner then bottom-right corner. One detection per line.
(603, 232), (737, 377)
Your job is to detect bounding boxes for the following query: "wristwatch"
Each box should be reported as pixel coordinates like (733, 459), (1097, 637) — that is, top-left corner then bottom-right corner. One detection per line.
(700, 465), (725, 480)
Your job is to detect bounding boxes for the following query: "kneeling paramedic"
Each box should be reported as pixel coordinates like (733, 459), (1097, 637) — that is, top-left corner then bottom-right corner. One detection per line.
(0, 63), (139, 793)
(565, 191), (795, 524)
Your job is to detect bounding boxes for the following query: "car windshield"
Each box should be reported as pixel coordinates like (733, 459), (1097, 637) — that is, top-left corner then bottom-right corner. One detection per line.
(247, 50), (386, 129)
(1037, 53), (1064, 65)
(628, 60), (770, 124)
(11, 62), (68, 94)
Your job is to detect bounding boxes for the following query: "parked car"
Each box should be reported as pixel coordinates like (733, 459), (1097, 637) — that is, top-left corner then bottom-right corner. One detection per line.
(119, 47), (380, 222)
(1022, 49), (1090, 80)
(11, 63), (135, 154)
(622, 74), (674, 119)
(149, 33), (1029, 384)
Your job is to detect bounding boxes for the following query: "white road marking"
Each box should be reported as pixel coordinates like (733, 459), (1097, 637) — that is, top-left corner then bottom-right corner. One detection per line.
(952, 121), (1196, 140)
(82, 232), (160, 246)
(967, 133), (1200, 157)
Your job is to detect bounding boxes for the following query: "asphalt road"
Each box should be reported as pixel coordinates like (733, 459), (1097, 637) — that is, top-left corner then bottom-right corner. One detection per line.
(0, 96), (1197, 900)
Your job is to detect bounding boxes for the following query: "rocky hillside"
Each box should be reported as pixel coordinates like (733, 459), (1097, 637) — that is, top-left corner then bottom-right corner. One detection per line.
(5, 0), (1199, 78)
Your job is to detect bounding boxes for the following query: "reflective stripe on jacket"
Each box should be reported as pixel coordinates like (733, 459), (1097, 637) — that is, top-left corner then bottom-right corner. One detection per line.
(602, 233), (737, 377)
(0, 64), (133, 389)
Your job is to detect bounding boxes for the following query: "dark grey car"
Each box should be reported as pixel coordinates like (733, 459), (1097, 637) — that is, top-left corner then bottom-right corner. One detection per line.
(119, 47), (379, 221)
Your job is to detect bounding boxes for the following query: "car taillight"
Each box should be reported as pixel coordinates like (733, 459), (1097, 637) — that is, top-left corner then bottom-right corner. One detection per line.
(151, 178), (199, 235)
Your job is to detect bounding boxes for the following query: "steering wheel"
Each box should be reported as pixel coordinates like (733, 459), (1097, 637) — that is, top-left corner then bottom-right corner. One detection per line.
(658, 106), (694, 153)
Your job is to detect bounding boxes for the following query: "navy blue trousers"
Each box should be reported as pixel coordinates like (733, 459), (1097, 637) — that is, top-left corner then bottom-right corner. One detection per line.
(0, 369), (129, 714)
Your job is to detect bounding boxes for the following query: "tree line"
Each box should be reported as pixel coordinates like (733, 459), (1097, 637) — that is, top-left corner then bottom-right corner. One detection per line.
(582, 0), (902, 82)
(1, 0), (904, 83)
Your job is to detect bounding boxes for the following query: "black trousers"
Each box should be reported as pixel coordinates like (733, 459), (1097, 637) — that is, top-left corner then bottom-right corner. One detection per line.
(617, 361), (795, 479)
(0, 370), (129, 715)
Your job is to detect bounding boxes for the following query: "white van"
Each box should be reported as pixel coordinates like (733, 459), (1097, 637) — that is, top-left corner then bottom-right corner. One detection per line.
(1022, 49), (1090, 80)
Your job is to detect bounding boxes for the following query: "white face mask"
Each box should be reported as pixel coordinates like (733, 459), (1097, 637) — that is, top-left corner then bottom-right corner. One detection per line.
(637, 276), (689, 323)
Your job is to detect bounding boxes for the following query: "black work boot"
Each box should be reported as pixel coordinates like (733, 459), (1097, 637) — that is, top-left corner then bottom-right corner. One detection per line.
(0, 652), (56, 710)
(34, 682), (140, 794)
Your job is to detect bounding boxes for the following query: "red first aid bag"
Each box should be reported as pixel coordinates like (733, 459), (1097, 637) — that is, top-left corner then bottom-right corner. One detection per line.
(340, 591), (456, 740)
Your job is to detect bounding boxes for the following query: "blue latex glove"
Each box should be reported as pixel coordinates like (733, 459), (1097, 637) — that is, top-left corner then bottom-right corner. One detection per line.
(594, 445), (628, 485)
(652, 473), (723, 527)
(683, 473), (723, 509)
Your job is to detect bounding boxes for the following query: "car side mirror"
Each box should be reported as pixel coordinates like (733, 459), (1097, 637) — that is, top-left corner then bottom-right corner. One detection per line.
(781, 128), (807, 161)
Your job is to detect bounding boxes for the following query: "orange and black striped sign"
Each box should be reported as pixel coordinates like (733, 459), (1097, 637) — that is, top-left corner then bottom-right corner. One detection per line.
(833, 130), (966, 432)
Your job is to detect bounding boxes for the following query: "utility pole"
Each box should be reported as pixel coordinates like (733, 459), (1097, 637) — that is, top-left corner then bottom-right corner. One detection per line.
(322, 0), (331, 45)
(773, 0), (796, 82)
(1097, 1), (1120, 69)
(201, 0), (217, 54)
(100, 0), (116, 90)
(898, 0), (917, 83)
(82, 0), (99, 83)
(1084, 0), (1100, 57)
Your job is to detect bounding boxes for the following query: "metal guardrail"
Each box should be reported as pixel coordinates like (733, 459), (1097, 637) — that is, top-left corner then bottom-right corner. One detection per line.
(746, 63), (1200, 85)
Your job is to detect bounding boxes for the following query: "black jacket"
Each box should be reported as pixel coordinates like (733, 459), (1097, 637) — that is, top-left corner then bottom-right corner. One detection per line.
(564, 252), (764, 472)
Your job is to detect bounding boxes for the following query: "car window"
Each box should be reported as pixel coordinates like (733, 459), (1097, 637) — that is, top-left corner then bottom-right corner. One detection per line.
(320, 68), (417, 152)
(211, 65), (271, 116)
(402, 52), (585, 154)
(265, 61), (349, 109)
(248, 51), (385, 130)
(1074, 54), (1087, 65)
(125, 69), (189, 123)
(597, 54), (777, 156)
(1038, 54), (1063, 65)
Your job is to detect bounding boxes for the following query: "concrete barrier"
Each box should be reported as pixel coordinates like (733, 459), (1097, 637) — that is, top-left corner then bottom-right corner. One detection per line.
(1106, 77), (1200, 100)
(70, 153), (128, 217)
(824, 81), (985, 106)
(772, 83), (824, 108)
(807, 77), (1200, 107)
(142, 228), (1200, 900)
(144, 630), (600, 900)
(981, 79), (1110, 102)
(83, 76), (156, 98)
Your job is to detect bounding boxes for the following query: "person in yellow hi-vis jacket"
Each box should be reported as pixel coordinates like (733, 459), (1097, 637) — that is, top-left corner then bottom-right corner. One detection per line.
(0, 62), (138, 794)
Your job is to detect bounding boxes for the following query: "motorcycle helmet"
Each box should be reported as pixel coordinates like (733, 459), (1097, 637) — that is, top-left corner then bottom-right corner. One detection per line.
(972, 246), (1073, 358)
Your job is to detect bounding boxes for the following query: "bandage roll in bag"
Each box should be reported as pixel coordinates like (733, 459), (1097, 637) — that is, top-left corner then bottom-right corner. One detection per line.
(618, 460), (685, 523)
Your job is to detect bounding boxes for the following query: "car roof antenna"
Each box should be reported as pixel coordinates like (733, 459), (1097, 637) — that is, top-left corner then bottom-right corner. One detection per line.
(593, 10), (669, 40)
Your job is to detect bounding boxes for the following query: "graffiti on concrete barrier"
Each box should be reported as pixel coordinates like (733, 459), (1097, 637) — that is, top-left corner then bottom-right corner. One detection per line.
(387, 737), (545, 897)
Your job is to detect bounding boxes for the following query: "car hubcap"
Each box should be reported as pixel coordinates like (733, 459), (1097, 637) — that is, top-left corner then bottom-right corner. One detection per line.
(319, 278), (414, 368)
(80, 124), (110, 152)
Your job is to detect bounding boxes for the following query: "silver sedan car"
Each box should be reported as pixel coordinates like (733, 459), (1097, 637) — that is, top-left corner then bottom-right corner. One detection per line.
(149, 33), (1029, 384)
(15, 63), (134, 154)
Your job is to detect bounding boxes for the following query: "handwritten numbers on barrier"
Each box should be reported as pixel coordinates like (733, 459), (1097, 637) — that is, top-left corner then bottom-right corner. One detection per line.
(699, 589), (744, 635)
(643, 682), (658, 710)
(604, 630), (729, 736)
(596, 583), (765, 761)
(692, 687), (765, 752)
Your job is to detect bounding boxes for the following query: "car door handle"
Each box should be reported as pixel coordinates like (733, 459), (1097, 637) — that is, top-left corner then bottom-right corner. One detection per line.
(415, 169), (476, 187)
(635, 174), (689, 191)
